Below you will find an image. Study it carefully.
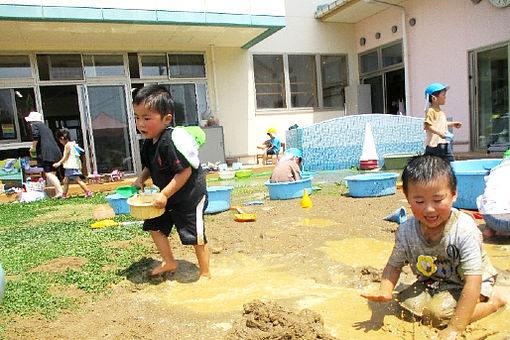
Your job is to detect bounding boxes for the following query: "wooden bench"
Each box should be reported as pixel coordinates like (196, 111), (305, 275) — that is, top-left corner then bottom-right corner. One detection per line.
(256, 142), (285, 165)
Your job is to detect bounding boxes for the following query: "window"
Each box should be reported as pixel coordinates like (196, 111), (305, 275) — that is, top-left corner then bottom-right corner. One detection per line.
(359, 41), (403, 76)
(128, 53), (140, 79)
(169, 54), (205, 78)
(358, 41), (405, 114)
(83, 55), (125, 77)
(0, 55), (32, 79)
(382, 43), (403, 67)
(140, 55), (168, 77)
(253, 54), (348, 110)
(321, 56), (347, 108)
(474, 45), (509, 150)
(36, 54), (83, 80)
(0, 88), (36, 142)
(253, 55), (285, 109)
(289, 55), (316, 107)
(167, 84), (199, 126)
(360, 51), (378, 74)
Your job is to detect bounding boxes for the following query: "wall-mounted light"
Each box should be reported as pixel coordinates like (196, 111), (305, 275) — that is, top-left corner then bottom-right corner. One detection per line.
(391, 25), (398, 33)
(409, 17), (416, 26)
(360, 37), (366, 46)
(375, 32), (381, 39)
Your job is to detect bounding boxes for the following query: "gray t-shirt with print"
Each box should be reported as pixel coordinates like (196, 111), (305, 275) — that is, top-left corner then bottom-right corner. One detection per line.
(388, 209), (497, 295)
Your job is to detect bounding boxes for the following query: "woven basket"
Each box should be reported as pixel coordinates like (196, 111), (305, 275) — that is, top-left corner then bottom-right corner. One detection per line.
(127, 193), (165, 220)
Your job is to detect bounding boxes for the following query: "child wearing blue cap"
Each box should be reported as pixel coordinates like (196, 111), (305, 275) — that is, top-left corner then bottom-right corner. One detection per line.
(423, 83), (462, 162)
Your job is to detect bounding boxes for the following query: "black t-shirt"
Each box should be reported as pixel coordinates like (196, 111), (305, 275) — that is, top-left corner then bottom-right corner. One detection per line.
(31, 121), (62, 163)
(141, 127), (206, 210)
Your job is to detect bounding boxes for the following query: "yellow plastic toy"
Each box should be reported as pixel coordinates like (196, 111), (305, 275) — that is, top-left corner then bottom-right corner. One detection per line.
(90, 219), (118, 229)
(90, 219), (142, 229)
(231, 206), (256, 222)
(301, 189), (312, 208)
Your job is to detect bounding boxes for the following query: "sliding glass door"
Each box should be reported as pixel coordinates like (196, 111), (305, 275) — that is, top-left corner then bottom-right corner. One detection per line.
(471, 44), (509, 151)
(83, 85), (134, 174)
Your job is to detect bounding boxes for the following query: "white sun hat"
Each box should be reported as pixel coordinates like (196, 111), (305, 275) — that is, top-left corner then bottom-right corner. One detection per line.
(25, 111), (43, 122)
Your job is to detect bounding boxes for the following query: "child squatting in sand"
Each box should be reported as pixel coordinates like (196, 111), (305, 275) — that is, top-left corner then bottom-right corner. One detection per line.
(131, 84), (210, 279)
(361, 155), (507, 339)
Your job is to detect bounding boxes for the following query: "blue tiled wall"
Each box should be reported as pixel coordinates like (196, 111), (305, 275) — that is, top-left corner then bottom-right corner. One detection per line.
(286, 114), (426, 170)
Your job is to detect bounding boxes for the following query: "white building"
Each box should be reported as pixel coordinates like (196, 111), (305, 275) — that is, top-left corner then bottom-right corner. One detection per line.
(0, 0), (509, 175)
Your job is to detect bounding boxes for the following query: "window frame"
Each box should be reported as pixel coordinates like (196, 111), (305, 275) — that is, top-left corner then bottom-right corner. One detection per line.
(359, 40), (403, 77)
(253, 53), (348, 112)
(0, 86), (37, 144)
(0, 54), (33, 80)
(83, 54), (126, 78)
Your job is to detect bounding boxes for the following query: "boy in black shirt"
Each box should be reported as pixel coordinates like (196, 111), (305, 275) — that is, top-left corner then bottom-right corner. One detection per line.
(132, 85), (210, 279)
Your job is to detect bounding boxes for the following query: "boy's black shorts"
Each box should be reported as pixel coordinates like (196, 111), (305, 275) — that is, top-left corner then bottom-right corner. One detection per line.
(267, 147), (278, 155)
(143, 195), (208, 245)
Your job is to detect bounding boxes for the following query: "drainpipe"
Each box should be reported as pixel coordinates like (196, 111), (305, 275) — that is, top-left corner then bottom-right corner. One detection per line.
(209, 44), (220, 119)
(364, 0), (410, 116)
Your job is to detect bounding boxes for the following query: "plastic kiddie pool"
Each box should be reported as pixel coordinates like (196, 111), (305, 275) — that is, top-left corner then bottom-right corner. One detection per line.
(343, 172), (399, 197)
(205, 185), (234, 214)
(451, 158), (501, 210)
(265, 175), (313, 200)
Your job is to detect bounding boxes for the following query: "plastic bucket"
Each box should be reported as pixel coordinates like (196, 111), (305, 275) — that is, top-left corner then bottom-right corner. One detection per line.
(343, 172), (399, 197)
(265, 175), (313, 200)
(106, 193), (130, 214)
(205, 185), (234, 214)
(451, 158), (502, 210)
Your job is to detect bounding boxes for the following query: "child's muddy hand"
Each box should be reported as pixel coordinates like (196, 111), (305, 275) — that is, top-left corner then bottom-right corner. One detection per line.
(360, 290), (392, 302)
(152, 193), (167, 209)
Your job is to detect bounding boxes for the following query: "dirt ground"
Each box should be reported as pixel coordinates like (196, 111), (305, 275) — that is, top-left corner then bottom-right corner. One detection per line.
(5, 187), (510, 340)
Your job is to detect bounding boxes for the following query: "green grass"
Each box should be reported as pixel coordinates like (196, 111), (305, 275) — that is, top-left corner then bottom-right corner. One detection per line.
(0, 180), (343, 332)
(0, 194), (149, 321)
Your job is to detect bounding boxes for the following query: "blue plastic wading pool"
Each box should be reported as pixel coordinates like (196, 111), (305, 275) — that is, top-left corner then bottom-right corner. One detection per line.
(265, 175), (313, 200)
(105, 193), (130, 214)
(451, 158), (501, 210)
(343, 172), (399, 197)
(204, 185), (234, 214)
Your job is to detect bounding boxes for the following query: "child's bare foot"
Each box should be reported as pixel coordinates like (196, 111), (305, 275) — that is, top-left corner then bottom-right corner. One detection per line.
(150, 261), (178, 276)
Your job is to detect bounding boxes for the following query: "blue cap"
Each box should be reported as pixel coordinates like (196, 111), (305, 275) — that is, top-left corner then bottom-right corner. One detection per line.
(425, 83), (449, 98)
(284, 148), (302, 159)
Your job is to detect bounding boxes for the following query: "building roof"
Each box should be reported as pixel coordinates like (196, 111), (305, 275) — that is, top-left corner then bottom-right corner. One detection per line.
(315, 0), (402, 23)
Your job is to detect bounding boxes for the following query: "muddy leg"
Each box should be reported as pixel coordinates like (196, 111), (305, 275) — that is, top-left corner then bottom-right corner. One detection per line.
(149, 230), (178, 276)
(194, 244), (211, 280)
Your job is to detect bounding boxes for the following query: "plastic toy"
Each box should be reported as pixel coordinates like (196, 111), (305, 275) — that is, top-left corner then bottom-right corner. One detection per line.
(383, 206), (407, 224)
(301, 189), (312, 208)
(115, 185), (139, 198)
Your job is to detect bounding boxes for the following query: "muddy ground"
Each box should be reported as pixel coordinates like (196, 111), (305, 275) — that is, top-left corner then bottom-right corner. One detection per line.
(5, 186), (510, 340)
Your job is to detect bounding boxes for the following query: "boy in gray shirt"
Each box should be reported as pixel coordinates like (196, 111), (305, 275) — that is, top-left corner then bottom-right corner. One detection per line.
(362, 155), (507, 339)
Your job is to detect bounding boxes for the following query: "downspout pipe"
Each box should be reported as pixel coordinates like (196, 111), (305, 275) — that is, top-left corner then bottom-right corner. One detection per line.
(209, 44), (220, 118)
(364, 0), (410, 116)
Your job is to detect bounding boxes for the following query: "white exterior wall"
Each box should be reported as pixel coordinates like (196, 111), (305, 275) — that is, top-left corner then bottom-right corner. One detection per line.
(355, 0), (510, 152)
(215, 0), (358, 159)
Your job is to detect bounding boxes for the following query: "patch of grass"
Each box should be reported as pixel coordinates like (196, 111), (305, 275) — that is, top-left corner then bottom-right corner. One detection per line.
(0, 194), (150, 320)
(231, 183), (267, 198)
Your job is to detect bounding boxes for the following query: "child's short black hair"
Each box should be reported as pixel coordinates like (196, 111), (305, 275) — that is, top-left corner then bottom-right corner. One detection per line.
(428, 89), (445, 103)
(402, 154), (457, 194)
(55, 128), (72, 141)
(133, 84), (175, 118)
